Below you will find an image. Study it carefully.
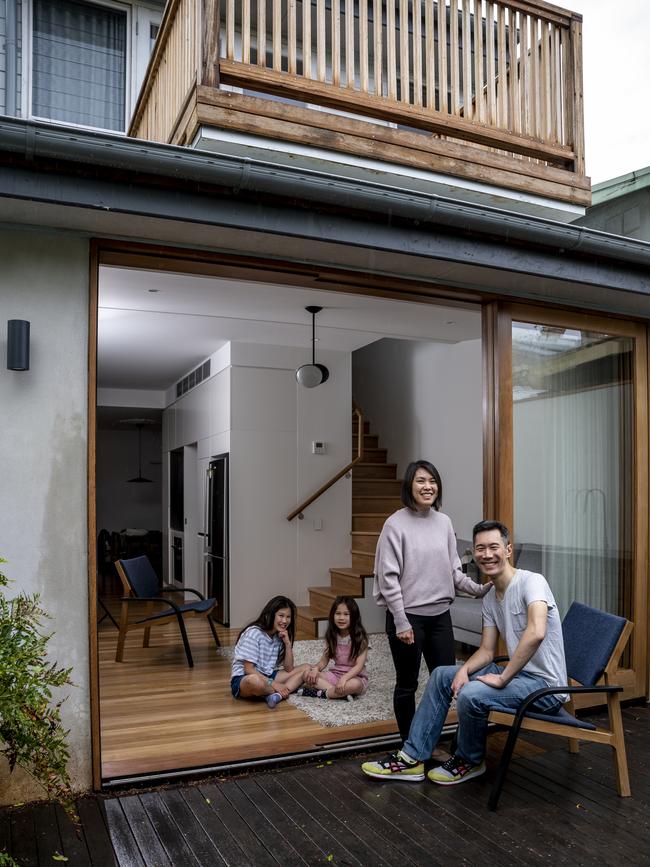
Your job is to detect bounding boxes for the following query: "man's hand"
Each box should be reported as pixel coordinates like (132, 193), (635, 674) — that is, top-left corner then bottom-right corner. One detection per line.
(451, 665), (470, 697)
(476, 672), (507, 689)
(397, 629), (415, 645)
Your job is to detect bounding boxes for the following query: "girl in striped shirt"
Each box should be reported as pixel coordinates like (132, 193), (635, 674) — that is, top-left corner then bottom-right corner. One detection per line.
(230, 595), (310, 709)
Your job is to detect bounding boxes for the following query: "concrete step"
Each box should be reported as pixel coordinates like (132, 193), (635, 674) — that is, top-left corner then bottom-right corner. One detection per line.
(352, 513), (387, 531)
(352, 495), (401, 513)
(353, 478), (402, 496)
(350, 531), (380, 554)
(352, 462), (397, 479)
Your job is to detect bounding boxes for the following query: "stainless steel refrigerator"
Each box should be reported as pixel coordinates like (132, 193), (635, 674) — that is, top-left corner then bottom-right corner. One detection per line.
(202, 453), (229, 625)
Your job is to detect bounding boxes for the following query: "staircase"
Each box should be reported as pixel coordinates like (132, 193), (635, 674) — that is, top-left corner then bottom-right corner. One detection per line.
(297, 412), (401, 638)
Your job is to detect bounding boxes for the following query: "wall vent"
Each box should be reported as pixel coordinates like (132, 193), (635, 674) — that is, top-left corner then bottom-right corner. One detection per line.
(175, 359), (211, 399)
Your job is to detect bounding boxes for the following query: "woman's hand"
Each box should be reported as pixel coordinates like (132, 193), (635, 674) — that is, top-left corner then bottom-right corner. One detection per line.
(397, 629), (415, 645)
(476, 581), (494, 597)
(272, 681), (290, 698)
(278, 628), (291, 646)
(306, 666), (319, 686)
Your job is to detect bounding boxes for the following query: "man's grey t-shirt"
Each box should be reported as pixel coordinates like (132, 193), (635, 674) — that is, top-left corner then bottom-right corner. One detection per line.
(482, 570), (568, 700)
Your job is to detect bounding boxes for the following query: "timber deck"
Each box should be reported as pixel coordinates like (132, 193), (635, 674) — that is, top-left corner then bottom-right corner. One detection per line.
(1, 705), (648, 866)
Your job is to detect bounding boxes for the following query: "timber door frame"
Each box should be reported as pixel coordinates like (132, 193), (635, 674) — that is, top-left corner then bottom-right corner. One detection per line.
(484, 301), (649, 703)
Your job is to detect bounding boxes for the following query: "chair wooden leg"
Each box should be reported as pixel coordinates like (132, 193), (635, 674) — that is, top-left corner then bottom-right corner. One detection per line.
(142, 603), (154, 647)
(566, 698), (580, 754)
(608, 693), (631, 796)
(207, 613), (221, 648)
(115, 602), (129, 662)
(176, 614), (194, 667)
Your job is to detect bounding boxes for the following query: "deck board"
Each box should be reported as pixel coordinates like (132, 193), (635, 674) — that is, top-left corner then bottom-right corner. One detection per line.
(1, 706), (649, 866)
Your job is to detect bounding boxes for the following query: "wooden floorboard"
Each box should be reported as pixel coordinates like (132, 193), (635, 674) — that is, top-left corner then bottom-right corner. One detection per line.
(2, 707), (649, 866)
(98, 609), (398, 779)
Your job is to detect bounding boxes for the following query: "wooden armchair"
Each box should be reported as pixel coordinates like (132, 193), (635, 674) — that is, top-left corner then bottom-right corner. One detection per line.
(115, 555), (220, 668)
(487, 602), (634, 810)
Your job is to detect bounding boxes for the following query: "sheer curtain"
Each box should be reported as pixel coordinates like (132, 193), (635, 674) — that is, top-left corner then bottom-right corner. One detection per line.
(32, 0), (127, 131)
(513, 326), (633, 618)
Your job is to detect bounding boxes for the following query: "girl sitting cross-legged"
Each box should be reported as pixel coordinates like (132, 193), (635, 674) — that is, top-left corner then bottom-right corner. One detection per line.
(298, 596), (369, 701)
(230, 595), (310, 709)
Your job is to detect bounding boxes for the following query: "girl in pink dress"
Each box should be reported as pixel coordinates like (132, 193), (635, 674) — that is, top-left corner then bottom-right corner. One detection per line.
(298, 596), (369, 700)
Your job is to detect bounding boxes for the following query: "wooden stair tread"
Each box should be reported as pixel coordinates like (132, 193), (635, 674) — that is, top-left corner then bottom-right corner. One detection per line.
(329, 567), (368, 577)
(297, 605), (327, 622)
(355, 462), (397, 468)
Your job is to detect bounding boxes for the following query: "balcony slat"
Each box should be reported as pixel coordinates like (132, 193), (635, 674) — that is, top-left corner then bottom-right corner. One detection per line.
(496, 4), (507, 128)
(226, 0), (235, 60)
(508, 7), (518, 133)
(424, 0), (435, 109)
(242, 0), (251, 64)
(450, 0), (459, 115)
(257, 0), (267, 67)
(332, 0), (341, 86)
(529, 15), (539, 138)
(399, 0), (409, 103)
(273, 0), (282, 71)
(303, 0), (312, 77)
(474, 0), (485, 122)
(317, 0), (326, 81)
(288, 0), (297, 74)
(412, 0), (422, 107)
(486, 2), (496, 124)
(438, 0), (448, 112)
(373, 0), (383, 96)
(359, 0), (369, 92)
(461, 0), (472, 120)
(552, 24), (562, 143)
(346, 0), (355, 87)
(387, 1), (397, 100)
(540, 19), (550, 139)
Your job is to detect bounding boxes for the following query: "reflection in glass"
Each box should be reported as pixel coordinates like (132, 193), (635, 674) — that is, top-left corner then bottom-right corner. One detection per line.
(512, 323), (633, 620)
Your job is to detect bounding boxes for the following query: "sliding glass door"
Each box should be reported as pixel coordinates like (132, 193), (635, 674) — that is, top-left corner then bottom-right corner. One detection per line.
(485, 304), (648, 698)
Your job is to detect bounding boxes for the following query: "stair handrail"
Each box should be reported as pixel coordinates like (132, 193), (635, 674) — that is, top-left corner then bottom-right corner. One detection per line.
(287, 406), (364, 521)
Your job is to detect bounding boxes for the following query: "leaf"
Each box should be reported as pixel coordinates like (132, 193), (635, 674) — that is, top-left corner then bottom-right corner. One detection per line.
(325, 856), (334, 862)
(205, 798), (211, 804)
(316, 764), (324, 768)
(52, 854), (69, 862)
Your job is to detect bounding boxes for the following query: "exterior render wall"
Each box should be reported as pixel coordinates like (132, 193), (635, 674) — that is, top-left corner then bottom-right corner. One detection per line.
(0, 227), (91, 803)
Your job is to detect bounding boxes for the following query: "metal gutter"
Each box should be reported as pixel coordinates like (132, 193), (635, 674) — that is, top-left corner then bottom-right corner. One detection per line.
(1, 116), (650, 270)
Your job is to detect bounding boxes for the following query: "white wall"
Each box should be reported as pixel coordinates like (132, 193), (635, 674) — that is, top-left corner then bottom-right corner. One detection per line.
(164, 341), (352, 627)
(96, 427), (162, 532)
(0, 227), (90, 802)
(353, 337), (483, 539)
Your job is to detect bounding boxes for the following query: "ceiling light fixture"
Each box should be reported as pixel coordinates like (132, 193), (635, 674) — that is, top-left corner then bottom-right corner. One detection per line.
(295, 306), (330, 388)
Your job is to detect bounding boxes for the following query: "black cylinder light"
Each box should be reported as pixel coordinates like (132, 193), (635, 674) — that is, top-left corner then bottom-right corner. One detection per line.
(7, 319), (30, 371)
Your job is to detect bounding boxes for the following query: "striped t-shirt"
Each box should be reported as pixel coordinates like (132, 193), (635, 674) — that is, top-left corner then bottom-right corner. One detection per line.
(231, 626), (283, 678)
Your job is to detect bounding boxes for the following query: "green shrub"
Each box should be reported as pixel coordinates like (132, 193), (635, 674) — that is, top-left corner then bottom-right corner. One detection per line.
(0, 558), (73, 809)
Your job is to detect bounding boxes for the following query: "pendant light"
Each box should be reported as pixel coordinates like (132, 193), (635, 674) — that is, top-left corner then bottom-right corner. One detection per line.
(295, 306), (330, 388)
(120, 419), (154, 483)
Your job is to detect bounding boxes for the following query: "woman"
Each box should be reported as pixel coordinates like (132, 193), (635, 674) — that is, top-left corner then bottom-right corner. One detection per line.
(373, 460), (490, 742)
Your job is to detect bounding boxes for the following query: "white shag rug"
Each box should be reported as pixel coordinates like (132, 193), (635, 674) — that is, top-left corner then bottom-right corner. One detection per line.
(219, 633), (441, 727)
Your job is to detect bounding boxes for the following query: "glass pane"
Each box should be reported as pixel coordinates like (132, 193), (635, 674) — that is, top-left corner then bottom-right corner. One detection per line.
(512, 322), (633, 620)
(32, 0), (126, 131)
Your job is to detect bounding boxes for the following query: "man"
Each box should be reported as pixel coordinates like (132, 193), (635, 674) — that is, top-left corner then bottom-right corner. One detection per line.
(362, 520), (568, 785)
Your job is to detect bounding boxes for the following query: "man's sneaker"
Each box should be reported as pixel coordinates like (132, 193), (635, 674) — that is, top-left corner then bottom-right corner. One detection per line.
(427, 754), (486, 785)
(361, 751), (425, 782)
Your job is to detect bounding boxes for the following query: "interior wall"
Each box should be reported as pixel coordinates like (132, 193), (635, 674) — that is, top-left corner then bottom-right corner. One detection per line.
(0, 227), (91, 803)
(352, 336), (483, 539)
(95, 427), (162, 532)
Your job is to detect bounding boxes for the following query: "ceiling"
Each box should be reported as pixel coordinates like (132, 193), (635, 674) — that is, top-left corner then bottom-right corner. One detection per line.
(98, 265), (482, 391)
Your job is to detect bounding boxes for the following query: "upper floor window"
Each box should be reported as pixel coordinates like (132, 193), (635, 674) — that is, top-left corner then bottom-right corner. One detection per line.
(32, 0), (127, 131)
(26, 0), (163, 133)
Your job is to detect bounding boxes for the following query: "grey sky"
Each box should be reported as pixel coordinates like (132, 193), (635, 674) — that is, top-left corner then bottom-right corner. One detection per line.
(567, 0), (650, 185)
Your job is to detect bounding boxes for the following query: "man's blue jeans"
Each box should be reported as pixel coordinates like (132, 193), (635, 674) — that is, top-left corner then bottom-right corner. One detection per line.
(403, 663), (561, 765)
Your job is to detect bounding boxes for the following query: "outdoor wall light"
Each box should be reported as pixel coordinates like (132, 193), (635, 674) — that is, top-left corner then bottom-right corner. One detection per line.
(7, 319), (30, 371)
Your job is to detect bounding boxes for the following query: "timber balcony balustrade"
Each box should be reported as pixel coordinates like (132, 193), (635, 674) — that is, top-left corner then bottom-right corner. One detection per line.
(129, 0), (589, 207)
